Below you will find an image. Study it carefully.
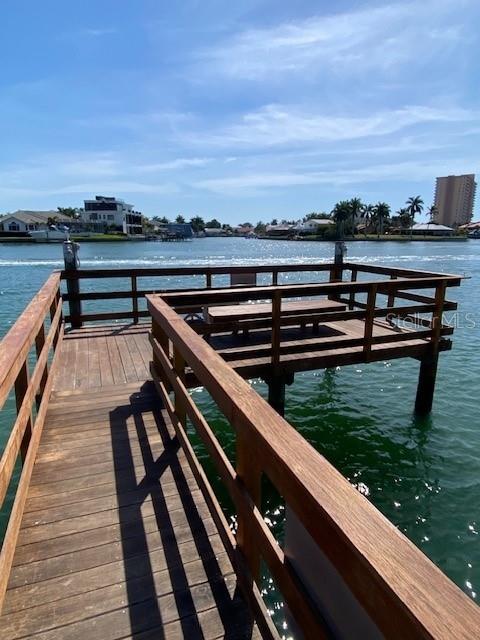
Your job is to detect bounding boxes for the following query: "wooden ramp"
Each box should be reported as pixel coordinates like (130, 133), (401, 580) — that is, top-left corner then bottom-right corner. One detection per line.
(0, 330), (257, 639)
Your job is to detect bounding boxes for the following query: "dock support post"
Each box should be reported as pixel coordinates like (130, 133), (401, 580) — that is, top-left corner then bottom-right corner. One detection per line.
(265, 372), (293, 417)
(415, 282), (445, 415)
(63, 240), (82, 329)
(268, 375), (286, 416)
(415, 351), (439, 415)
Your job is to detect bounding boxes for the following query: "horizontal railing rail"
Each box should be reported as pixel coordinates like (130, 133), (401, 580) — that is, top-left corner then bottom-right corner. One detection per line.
(0, 273), (64, 611)
(159, 276), (457, 370)
(147, 293), (480, 639)
(59, 262), (460, 327)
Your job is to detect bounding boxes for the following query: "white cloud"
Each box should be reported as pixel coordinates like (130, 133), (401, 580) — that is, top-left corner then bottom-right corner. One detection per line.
(137, 157), (212, 172)
(201, 0), (469, 79)
(52, 182), (178, 195)
(0, 152), (180, 203)
(194, 158), (479, 195)
(0, 182), (178, 199)
(181, 104), (475, 149)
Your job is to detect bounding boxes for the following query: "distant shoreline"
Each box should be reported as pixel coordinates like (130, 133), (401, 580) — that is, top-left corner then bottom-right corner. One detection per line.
(257, 234), (469, 242)
(0, 233), (471, 244)
(0, 234), (132, 243)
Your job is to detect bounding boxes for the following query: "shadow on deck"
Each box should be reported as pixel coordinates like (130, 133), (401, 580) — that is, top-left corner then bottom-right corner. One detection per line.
(0, 327), (257, 639)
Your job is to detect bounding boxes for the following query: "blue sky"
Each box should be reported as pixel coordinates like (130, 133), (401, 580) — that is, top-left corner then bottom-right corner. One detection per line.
(1, 0), (478, 223)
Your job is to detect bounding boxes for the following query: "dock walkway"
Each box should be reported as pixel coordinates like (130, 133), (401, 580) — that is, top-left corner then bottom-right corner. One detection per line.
(0, 325), (257, 639)
(2, 263), (480, 639)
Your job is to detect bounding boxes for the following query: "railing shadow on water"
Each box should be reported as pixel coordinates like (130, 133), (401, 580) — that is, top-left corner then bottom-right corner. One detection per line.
(109, 383), (254, 639)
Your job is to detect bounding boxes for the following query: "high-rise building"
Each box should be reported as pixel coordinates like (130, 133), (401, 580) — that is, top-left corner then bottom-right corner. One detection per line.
(433, 174), (476, 227)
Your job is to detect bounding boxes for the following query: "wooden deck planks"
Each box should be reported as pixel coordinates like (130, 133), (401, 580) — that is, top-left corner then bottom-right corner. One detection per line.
(53, 325), (151, 392)
(1, 359), (256, 639)
(53, 318), (432, 394)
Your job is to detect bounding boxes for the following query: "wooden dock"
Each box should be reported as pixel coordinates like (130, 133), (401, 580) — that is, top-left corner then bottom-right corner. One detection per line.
(1, 261), (480, 639)
(0, 321), (259, 639)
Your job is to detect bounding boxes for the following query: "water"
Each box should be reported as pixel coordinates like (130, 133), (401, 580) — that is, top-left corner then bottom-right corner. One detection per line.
(1, 238), (479, 619)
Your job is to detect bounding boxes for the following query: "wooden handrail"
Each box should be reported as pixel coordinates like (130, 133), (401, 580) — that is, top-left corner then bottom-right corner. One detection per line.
(0, 273), (61, 409)
(61, 261), (458, 280)
(159, 275), (460, 307)
(59, 263), (461, 328)
(61, 263), (333, 279)
(147, 293), (480, 639)
(0, 274), (64, 611)
(342, 261), (463, 279)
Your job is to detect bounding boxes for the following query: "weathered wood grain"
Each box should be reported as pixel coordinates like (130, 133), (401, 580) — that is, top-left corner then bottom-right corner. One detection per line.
(147, 291), (479, 640)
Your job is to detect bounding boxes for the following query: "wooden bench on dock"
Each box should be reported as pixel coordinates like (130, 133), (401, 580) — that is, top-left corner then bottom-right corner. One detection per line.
(204, 298), (346, 325)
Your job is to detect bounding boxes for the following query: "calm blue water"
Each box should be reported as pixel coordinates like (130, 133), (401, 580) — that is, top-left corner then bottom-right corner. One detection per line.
(1, 238), (479, 617)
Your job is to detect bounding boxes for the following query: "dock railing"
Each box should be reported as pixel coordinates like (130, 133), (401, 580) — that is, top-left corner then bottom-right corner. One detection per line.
(148, 292), (479, 640)
(158, 273), (460, 364)
(60, 262), (461, 327)
(0, 273), (63, 609)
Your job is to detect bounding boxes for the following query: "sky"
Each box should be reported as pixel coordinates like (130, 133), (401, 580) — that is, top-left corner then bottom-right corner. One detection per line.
(0, 0), (479, 224)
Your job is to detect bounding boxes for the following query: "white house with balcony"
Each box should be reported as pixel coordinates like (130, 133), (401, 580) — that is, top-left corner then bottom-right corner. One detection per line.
(80, 196), (143, 235)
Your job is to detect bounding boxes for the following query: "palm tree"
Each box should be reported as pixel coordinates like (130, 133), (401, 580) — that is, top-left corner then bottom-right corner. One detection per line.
(397, 207), (412, 233)
(175, 214), (186, 224)
(373, 202), (391, 237)
(348, 198), (364, 236)
(331, 200), (351, 239)
(427, 204), (438, 223)
(406, 196), (424, 224)
(362, 204), (374, 237)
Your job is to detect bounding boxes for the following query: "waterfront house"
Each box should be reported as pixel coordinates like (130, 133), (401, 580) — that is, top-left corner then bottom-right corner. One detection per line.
(459, 221), (480, 232)
(266, 223), (295, 237)
(0, 210), (73, 235)
(80, 196), (143, 235)
(410, 222), (454, 236)
(295, 218), (334, 235)
(204, 227), (227, 237)
(233, 224), (254, 236)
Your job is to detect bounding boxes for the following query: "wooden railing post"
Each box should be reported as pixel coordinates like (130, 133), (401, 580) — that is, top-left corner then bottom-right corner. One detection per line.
(363, 283), (377, 358)
(14, 363), (32, 462)
(63, 240), (82, 328)
(206, 271), (212, 289)
(236, 429), (262, 583)
(152, 317), (171, 387)
(272, 269), (278, 286)
(387, 274), (397, 309)
(349, 269), (357, 309)
(329, 241), (346, 301)
(131, 276), (139, 324)
(271, 290), (281, 371)
(431, 281), (446, 351)
(50, 289), (61, 348)
(173, 346), (186, 427)
(34, 324), (47, 409)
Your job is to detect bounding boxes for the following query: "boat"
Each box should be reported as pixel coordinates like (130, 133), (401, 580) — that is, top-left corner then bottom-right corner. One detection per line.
(29, 225), (69, 242)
